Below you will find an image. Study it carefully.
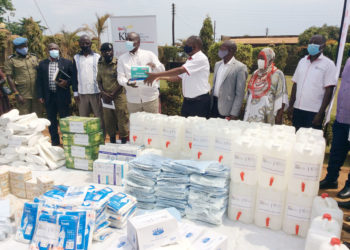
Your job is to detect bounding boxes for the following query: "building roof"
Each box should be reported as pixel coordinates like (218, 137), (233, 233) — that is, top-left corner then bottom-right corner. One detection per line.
(222, 35), (299, 45)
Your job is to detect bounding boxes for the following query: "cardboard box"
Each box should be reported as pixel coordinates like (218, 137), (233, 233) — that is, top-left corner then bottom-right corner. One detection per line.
(64, 145), (99, 160)
(62, 131), (104, 146)
(93, 159), (128, 186)
(192, 230), (228, 250)
(0, 167), (10, 197)
(37, 176), (54, 192)
(59, 116), (101, 134)
(25, 179), (40, 200)
(98, 144), (143, 162)
(66, 157), (94, 171)
(131, 66), (150, 80)
(9, 167), (32, 182)
(11, 187), (26, 198)
(127, 209), (180, 250)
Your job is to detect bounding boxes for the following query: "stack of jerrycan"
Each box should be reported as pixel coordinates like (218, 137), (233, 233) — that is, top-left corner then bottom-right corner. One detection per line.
(161, 116), (185, 159)
(143, 113), (165, 149)
(180, 116), (206, 159)
(129, 112), (146, 146)
(305, 213), (341, 250)
(283, 128), (326, 237)
(320, 238), (350, 250)
(191, 119), (216, 161)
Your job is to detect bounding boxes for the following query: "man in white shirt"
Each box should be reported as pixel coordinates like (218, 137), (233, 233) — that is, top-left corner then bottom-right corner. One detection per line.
(210, 40), (247, 119)
(72, 35), (104, 131)
(117, 32), (165, 114)
(145, 36), (210, 118)
(288, 35), (337, 131)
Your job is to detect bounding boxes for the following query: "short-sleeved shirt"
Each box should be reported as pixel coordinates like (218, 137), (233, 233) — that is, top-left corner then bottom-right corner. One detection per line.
(4, 53), (39, 98)
(179, 51), (210, 98)
(97, 57), (124, 95)
(292, 54), (337, 113)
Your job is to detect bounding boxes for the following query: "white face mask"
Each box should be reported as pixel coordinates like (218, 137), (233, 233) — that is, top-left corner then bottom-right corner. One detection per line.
(257, 59), (265, 70)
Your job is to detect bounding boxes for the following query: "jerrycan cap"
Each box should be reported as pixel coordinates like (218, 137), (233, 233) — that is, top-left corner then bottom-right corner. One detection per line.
(330, 237), (341, 246)
(321, 193), (329, 199)
(322, 213), (332, 221)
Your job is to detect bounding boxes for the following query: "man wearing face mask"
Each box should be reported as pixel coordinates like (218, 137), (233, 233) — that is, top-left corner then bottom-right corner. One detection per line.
(117, 32), (165, 114)
(72, 35), (104, 132)
(36, 43), (73, 145)
(288, 35), (337, 130)
(4, 37), (43, 116)
(97, 43), (129, 144)
(210, 40), (247, 119)
(145, 35), (210, 118)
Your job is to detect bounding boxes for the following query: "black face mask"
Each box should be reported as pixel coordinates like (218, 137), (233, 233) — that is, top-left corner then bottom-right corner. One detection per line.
(184, 45), (193, 54)
(81, 46), (91, 53)
(104, 55), (113, 63)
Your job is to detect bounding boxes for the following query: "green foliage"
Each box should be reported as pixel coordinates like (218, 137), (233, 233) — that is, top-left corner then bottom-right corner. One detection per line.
(273, 44), (288, 72)
(207, 41), (222, 70)
(0, 0), (14, 23)
(158, 45), (180, 65)
(199, 15), (214, 56)
(284, 45), (303, 75)
(160, 81), (183, 116)
(235, 44), (253, 71)
(22, 17), (46, 59)
(298, 24), (349, 45)
(6, 18), (46, 36)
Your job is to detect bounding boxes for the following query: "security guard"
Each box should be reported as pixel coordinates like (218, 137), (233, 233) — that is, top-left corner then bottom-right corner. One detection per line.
(4, 37), (43, 116)
(97, 43), (129, 143)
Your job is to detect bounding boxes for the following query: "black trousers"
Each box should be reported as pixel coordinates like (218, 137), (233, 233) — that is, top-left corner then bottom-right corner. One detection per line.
(210, 96), (225, 119)
(292, 108), (322, 131)
(181, 93), (210, 118)
(46, 92), (70, 145)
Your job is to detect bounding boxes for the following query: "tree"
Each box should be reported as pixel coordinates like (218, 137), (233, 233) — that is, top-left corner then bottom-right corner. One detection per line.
(298, 24), (350, 45)
(85, 13), (110, 49)
(60, 28), (85, 59)
(22, 17), (46, 58)
(0, 0), (14, 23)
(6, 18), (47, 36)
(199, 15), (214, 56)
(207, 41), (222, 70)
(273, 44), (288, 72)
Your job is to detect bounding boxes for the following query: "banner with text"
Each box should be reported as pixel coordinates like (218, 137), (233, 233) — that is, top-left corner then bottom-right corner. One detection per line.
(110, 15), (158, 57)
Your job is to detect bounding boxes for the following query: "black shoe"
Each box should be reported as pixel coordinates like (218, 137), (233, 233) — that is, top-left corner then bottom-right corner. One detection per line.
(338, 200), (350, 209)
(110, 136), (116, 144)
(337, 185), (350, 199)
(344, 242), (350, 248)
(319, 178), (338, 189)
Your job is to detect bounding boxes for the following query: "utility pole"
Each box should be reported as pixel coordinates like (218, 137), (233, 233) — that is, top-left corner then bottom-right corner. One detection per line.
(266, 27), (269, 37)
(172, 3), (175, 46)
(214, 20), (216, 42)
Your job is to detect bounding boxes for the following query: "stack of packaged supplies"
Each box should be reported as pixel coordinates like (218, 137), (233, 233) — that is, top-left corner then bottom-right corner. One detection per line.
(60, 116), (104, 171)
(98, 143), (144, 162)
(125, 154), (166, 210)
(107, 192), (137, 229)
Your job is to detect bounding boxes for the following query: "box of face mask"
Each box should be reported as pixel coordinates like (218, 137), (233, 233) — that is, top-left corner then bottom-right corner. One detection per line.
(192, 230), (228, 250)
(59, 116), (101, 134)
(131, 66), (150, 81)
(93, 159), (128, 186)
(25, 179), (41, 200)
(64, 145), (100, 160)
(98, 144), (144, 162)
(127, 209), (180, 250)
(66, 157), (94, 171)
(63, 131), (104, 146)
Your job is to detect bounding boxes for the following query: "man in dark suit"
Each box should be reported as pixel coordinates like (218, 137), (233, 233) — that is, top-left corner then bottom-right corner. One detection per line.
(37, 43), (73, 145)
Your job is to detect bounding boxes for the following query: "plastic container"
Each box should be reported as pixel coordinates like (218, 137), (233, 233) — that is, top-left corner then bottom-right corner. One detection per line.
(311, 193), (343, 229)
(282, 191), (313, 237)
(320, 238), (350, 250)
(288, 141), (325, 196)
(231, 135), (262, 185)
(191, 120), (216, 161)
(305, 214), (341, 250)
(129, 112), (145, 145)
(161, 116), (185, 158)
(228, 182), (257, 224)
(143, 114), (165, 149)
(296, 127), (324, 143)
(181, 117), (206, 159)
(258, 139), (292, 190)
(254, 187), (286, 230)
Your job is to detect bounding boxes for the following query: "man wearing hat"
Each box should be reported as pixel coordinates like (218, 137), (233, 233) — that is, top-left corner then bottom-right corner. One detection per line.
(97, 43), (129, 143)
(4, 37), (43, 116)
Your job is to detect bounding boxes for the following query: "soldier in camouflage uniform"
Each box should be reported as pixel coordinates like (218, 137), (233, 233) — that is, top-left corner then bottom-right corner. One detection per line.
(97, 43), (129, 143)
(4, 37), (43, 116)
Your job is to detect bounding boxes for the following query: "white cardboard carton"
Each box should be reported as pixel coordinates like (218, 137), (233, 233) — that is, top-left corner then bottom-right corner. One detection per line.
(127, 209), (180, 250)
(93, 159), (128, 186)
(192, 230), (228, 250)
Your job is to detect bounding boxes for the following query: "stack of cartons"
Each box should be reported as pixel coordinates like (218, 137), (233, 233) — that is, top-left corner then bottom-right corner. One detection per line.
(0, 167), (10, 197)
(37, 176), (54, 193)
(25, 179), (40, 200)
(9, 167), (32, 198)
(60, 116), (103, 171)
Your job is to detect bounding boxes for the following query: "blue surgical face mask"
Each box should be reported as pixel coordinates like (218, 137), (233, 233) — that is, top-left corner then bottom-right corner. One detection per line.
(184, 45), (193, 55)
(49, 49), (59, 59)
(125, 41), (135, 52)
(16, 47), (28, 56)
(307, 44), (321, 56)
(218, 49), (228, 59)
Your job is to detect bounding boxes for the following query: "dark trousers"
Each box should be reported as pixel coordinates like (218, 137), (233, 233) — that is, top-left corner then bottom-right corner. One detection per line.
(210, 96), (225, 119)
(46, 92), (70, 145)
(181, 93), (210, 118)
(325, 120), (350, 182)
(292, 108), (322, 131)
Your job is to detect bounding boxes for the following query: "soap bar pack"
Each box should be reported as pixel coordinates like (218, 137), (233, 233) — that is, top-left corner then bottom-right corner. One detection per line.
(60, 116), (101, 134)
(62, 131), (104, 146)
(25, 179), (40, 200)
(0, 167), (10, 197)
(64, 145), (99, 160)
(66, 157), (94, 171)
(37, 176), (54, 193)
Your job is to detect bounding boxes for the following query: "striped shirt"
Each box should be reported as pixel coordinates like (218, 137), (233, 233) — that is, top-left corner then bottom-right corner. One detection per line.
(48, 61), (58, 92)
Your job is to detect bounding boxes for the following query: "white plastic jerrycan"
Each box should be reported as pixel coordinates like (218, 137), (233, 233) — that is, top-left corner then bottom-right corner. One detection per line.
(258, 139), (292, 190)
(161, 116), (185, 158)
(129, 112), (146, 145)
(311, 193), (343, 229)
(181, 116), (206, 159)
(305, 214), (341, 250)
(228, 181), (257, 224)
(143, 113), (165, 149)
(282, 191), (313, 237)
(320, 238), (350, 250)
(255, 187), (286, 230)
(296, 127), (324, 143)
(231, 135), (262, 185)
(288, 141), (325, 196)
(191, 120), (215, 161)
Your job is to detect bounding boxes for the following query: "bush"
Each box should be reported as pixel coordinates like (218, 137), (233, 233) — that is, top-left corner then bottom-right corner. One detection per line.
(207, 42), (222, 70)
(274, 44), (288, 72)
(158, 45), (180, 66)
(236, 44), (253, 72)
(160, 81), (183, 116)
(251, 46), (265, 70)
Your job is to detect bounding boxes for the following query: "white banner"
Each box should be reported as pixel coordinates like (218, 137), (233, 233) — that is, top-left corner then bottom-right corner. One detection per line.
(110, 15), (158, 58)
(326, 1), (350, 124)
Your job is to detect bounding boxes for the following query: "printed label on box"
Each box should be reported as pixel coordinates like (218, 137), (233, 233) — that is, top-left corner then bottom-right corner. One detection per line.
(293, 162), (320, 181)
(257, 199), (283, 215)
(286, 203), (311, 222)
(261, 156), (286, 176)
(71, 146), (86, 158)
(74, 134), (89, 146)
(69, 121), (84, 133)
(230, 194), (253, 209)
(74, 159), (89, 170)
(232, 153), (256, 170)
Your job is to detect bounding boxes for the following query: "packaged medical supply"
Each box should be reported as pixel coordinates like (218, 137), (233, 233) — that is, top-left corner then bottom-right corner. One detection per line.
(192, 230), (228, 250)
(15, 202), (40, 243)
(59, 116), (101, 134)
(93, 159), (128, 186)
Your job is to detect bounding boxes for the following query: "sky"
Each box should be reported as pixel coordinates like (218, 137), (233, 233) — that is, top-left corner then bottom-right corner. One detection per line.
(6, 0), (345, 45)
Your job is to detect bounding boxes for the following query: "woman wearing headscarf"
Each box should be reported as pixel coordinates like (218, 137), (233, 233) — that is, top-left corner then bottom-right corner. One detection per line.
(244, 47), (288, 124)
